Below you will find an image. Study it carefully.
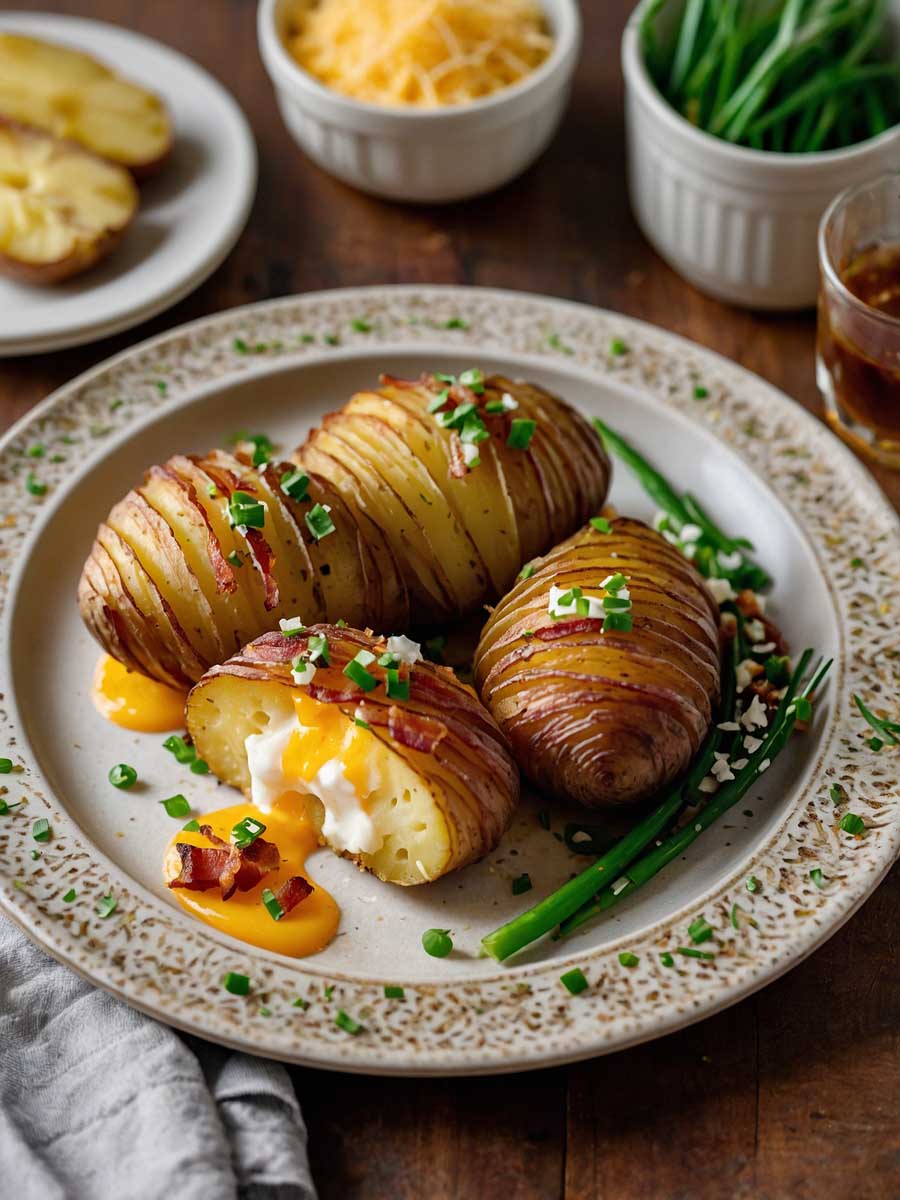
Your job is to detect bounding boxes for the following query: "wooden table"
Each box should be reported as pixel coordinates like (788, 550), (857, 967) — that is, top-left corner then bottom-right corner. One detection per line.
(4, 3), (898, 1196)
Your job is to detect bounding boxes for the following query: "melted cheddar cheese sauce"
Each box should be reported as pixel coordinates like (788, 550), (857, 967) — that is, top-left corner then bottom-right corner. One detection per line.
(92, 654), (187, 733)
(167, 795), (340, 957)
(286, 691), (373, 795)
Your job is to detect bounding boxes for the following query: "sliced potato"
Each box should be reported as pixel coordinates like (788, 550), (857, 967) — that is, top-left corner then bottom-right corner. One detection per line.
(0, 120), (137, 284)
(474, 517), (722, 809)
(187, 625), (519, 884)
(0, 34), (171, 177)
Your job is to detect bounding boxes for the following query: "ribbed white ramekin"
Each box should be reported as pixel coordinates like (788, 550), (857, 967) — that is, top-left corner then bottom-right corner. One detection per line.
(258, 0), (581, 204)
(621, 1), (900, 310)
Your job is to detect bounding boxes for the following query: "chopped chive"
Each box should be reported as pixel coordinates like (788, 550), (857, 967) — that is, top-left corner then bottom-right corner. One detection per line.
(259, 1007), (272, 1017)
(839, 812), (866, 836)
(233, 337), (249, 353)
(344, 656), (378, 692)
(27, 443), (44, 458)
(688, 915), (714, 944)
(0, 799), (21, 815)
(189, 758), (209, 775)
(386, 668), (410, 701)
(693, 384), (709, 399)
(354, 717), (371, 729)
(422, 928), (453, 958)
(108, 763), (137, 790)
(458, 368), (485, 394)
(227, 490), (265, 530)
(507, 418), (536, 450)
(511, 873), (533, 896)
(305, 503), (335, 541)
(746, 875), (761, 894)
(96, 894), (117, 919)
(292, 996), (309, 1009)
(589, 516), (612, 533)
(829, 783), (846, 806)
(676, 946), (715, 960)
(30, 849), (40, 860)
(280, 469), (310, 502)
(518, 563), (536, 580)
(384, 985), (405, 999)
(32, 818), (50, 842)
(351, 317), (373, 333)
(850, 556), (865, 569)
(618, 951), (639, 968)
(548, 332), (574, 355)
(603, 612), (633, 633)
(163, 734), (195, 764)
(334, 1009), (365, 1035)
(262, 888), (285, 921)
(161, 794), (190, 819)
(223, 971), (250, 995)
(324, 984), (335, 1000)
(610, 338), (628, 356)
(443, 317), (469, 329)
(206, 482), (219, 498)
(0, 758), (12, 773)
(324, 333), (340, 346)
(26, 473), (47, 496)
(182, 819), (201, 832)
(307, 633), (331, 665)
(62, 888), (76, 903)
(660, 952), (675, 967)
(232, 816), (266, 848)
(155, 380), (167, 395)
(226, 550), (243, 568)
(810, 868), (826, 889)
(560, 967), (589, 995)
(730, 903), (740, 930)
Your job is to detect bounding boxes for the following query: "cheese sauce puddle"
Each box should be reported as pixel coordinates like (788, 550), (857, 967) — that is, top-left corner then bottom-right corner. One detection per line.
(92, 654), (187, 733)
(167, 795), (340, 957)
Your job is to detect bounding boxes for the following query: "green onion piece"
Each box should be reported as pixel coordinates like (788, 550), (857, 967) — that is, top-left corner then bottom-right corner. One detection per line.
(223, 971), (250, 995)
(589, 516), (612, 533)
(548, 332), (574, 355)
(226, 550), (243, 568)
(810, 868), (826, 889)
(839, 812), (866, 836)
(182, 819), (201, 832)
(108, 763), (137, 790)
(190, 758), (210, 775)
(792, 696), (812, 722)
(354, 717), (371, 730)
(96, 894), (117, 919)
(484, 399), (505, 414)
(507, 418), (537, 450)
(0, 799), (21, 815)
(305, 503), (335, 541)
(853, 694), (900, 746)
(63, 888), (76, 903)
(0, 758), (12, 773)
(324, 984), (335, 999)
(764, 655), (791, 686)
(688, 915), (714, 944)
(386, 668), (410, 701)
(259, 1007), (271, 1017)
(603, 612), (633, 633)
(458, 368), (485, 394)
(693, 385), (709, 399)
(280, 469), (310, 502)
(746, 875), (761, 894)
(560, 968), (589, 995)
(232, 816), (266, 848)
(602, 596), (631, 612)
(227, 491), (266, 529)
(262, 887), (285, 921)
(32, 817), (50, 842)
(730, 903), (740, 930)
(334, 1009), (365, 1035)
(384, 985), (405, 999)
(161, 794), (190, 819)
(518, 563), (536, 581)
(344, 657), (378, 692)
(307, 634), (331, 665)
(377, 652), (397, 667)
(676, 946), (715, 960)
(603, 572), (628, 592)
(30, 849), (40, 861)
(422, 928), (453, 958)
(163, 735), (195, 764)
(292, 996), (309, 1009)
(351, 318), (372, 332)
(26, 473), (47, 496)
(618, 951), (639, 968)
(511, 873), (533, 896)
(870, 737), (884, 752)
(610, 338), (628, 356)
(660, 952), (675, 967)
(829, 783), (846, 806)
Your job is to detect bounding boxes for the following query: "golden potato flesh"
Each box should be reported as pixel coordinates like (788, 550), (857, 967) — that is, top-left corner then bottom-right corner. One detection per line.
(186, 625), (519, 884)
(0, 34), (171, 177)
(78, 375), (611, 686)
(474, 517), (721, 808)
(0, 120), (137, 284)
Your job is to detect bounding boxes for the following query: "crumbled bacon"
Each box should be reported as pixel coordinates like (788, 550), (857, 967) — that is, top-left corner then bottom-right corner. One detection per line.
(535, 618), (604, 641)
(243, 529), (279, 611)
(448, 431), (467, 479)
(168, 827), (280, 900)
(387, 705), (447, 753)
(168, 844), (232, 892)
(276, 875), (314, 914)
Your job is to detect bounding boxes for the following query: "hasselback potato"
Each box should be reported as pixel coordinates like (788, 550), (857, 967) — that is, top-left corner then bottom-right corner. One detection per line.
(79, 372), (610, 687)
(474, 517), (721, 808)
(186, 624), (519, 885)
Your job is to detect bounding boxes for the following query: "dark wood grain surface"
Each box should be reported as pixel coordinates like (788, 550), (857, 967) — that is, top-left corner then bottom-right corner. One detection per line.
(3, 2), (898, 1197)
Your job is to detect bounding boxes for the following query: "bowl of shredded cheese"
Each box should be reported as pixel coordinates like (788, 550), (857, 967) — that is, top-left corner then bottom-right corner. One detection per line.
(258, 0), (581, 202)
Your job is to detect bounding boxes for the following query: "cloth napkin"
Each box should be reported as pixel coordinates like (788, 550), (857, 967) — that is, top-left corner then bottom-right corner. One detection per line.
(0, 916), (317, 1200)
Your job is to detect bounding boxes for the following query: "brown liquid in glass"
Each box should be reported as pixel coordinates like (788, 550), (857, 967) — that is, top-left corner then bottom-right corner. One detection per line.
(818, 243), (900, 441)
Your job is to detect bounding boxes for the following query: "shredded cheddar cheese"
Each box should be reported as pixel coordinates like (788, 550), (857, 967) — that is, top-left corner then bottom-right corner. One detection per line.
(284, 0), (553, 108)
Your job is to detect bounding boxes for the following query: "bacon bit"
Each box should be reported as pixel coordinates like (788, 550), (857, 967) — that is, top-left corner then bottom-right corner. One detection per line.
(735, 590), (764, 619)
(388, 705), (447, 753)
(276, 875), (313, 915)
(536, 618), (604, 641)
(448, 431), (467, 479)
(168, 844), (232, 891)
(307, 681), (362, 704)
(151, 465), (237, 596)
(168, 828), (279, 900)
(243, 529), (279, 611)
(751, 677), (787, 713)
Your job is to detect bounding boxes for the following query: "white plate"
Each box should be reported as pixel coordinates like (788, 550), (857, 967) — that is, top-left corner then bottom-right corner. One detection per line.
(1, 286), (898, 1076)
(0, 12), (256, 356)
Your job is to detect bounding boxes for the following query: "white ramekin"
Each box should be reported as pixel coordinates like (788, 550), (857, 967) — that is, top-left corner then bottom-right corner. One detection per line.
(622, 2), (900, 310)
(258, 0), (581, 204)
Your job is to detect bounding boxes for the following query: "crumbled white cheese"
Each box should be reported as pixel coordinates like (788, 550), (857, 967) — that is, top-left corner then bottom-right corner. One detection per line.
(707, 577), (737, 605)
(753, 641), (776, 654)
(698, 776), (719, 794)
(680, 523), (704, 544)
(717, 720), (740, 732)
(279, 615), (305, 634)
(682, 542), (698, 559)
(291, 659), (317, 686)
(731, 758), (749, 771)
(758, 758), (771, 773)
(741, 694), (770, 730)
(611, 877), (630, 895)
(743, 734), (763, 753)
(385, 634), (423, 665)
(548, 584), (605, 620)
(500, 392), (519, 411)
(462, 441), (480, 466)
(744, 618), (766, 642)
(711, 752), (734, 783)
(736, 659), (758, 692)
(717, 549), (743, 572)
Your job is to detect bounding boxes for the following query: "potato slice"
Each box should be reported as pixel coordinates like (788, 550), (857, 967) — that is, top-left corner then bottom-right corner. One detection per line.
(474, 517), (722, 808)
(0, 120), (137, 284)
(0, 34), (171, 177)
(187, 625), (520, 884)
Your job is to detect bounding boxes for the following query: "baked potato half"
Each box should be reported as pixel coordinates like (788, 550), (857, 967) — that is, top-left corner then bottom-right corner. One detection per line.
(0, 34), (172, 178)
(474, 517), (721, 808)
(0, 120), (138, 284)
(186, 625), (519, 885)
(79, 373), (610, 686)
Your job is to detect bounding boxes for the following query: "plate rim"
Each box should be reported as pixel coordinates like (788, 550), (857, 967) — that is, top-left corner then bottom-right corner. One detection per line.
(0, 10), (258, 355)
(1, 283), (898, 1076)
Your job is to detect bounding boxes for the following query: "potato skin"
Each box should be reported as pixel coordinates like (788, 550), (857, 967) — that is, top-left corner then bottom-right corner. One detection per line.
(474, 517), (721, 809)
(187, 624), (520, 879)
(79, 375), (610, 685)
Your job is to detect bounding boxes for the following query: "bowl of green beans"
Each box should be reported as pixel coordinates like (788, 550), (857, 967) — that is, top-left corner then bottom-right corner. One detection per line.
(622, 0), (900, 309)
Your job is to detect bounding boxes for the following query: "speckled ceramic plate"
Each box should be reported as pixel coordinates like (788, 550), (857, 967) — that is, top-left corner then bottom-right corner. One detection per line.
(1, 286), (898, 1076)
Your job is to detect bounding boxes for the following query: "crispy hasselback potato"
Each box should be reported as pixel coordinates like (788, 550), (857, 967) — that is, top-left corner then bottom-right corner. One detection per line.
(186, 625), (520, 885)
(78, 374), (611, 687)
(0, 34), (172, 178)
(0, 120), (138, 284)
(474, 517), (721, 808)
